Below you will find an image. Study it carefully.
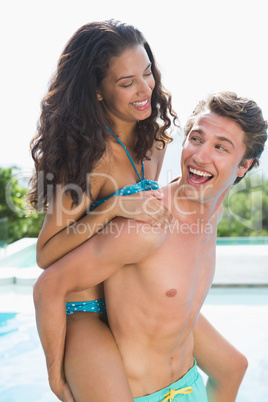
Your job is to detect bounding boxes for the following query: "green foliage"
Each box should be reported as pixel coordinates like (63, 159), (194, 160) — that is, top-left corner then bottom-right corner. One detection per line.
(218, 173), (268, 237)
(0, 167), (45, 244)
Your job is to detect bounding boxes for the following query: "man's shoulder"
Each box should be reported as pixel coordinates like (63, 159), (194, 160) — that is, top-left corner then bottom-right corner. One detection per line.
(100, 217), (166, 246)
(97, 217), (166, 264)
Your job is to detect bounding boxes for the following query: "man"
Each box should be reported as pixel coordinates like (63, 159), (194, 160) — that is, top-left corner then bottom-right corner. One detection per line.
(34, 92), (267, 401)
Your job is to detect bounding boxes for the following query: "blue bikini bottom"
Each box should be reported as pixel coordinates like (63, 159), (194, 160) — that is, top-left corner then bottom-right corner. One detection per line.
(66, 298), (107, 316)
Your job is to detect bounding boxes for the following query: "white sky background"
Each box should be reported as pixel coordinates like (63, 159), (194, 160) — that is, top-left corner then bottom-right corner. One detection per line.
(1, 0), (268, 180)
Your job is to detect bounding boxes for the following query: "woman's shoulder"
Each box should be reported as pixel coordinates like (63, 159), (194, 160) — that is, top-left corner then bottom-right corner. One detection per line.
(93, 142), (115, 174)
(151, 138), (167, 155)
(147, 140), (167, 180)
(89, 143), (116, 192)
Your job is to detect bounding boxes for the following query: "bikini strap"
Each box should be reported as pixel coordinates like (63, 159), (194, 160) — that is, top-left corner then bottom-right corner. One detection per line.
(141, 160), (145, 180)
(106, 125), (144, 181)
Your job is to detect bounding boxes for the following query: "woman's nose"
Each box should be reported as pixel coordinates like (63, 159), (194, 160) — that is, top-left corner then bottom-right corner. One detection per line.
(136, 79), (151, 96)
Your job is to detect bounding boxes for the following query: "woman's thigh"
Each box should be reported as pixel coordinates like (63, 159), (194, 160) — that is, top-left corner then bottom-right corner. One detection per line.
(65, 312), (133, 402)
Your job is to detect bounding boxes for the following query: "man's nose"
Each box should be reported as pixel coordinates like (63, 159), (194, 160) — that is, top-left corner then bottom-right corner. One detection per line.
(193, 144), (212, 165)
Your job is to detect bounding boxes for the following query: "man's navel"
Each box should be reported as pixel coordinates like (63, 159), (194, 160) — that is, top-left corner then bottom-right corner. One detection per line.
(166, 288), (177, 298)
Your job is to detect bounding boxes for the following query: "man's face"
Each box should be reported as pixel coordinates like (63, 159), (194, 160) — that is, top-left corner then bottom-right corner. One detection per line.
(180, 110), (252, 204)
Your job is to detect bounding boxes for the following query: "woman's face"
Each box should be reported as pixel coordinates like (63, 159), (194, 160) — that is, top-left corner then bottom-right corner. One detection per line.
(98, 45), (155, 126)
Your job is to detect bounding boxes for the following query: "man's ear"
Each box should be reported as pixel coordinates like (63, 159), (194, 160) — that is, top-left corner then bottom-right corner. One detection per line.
(237, 158), (254, 177)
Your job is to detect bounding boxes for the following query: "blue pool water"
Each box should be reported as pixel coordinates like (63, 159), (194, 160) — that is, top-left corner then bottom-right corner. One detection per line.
(0, 286), (268, 401)
(0, 311), (56, 401)
(0, 312), (18, 337)
(216, 236), (268, 245)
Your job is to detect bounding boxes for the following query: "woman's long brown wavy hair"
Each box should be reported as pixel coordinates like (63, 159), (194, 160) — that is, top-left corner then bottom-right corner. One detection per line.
(28, 20), (178, 210)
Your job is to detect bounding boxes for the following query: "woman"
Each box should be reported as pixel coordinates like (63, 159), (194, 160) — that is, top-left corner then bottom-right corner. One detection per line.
(29, 20), (176, 401)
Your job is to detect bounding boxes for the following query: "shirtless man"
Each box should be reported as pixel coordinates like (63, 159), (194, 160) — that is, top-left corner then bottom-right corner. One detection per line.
(34, 91), (267, 401)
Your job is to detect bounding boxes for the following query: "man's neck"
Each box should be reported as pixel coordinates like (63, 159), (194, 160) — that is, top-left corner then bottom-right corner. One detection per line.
(170, 179), (226, 225)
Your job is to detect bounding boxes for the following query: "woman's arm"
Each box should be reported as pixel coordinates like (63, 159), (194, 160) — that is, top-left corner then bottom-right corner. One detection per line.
(36, 165), (110, 268)
(193, 313), (248, 402)
(37, 189), (171, 268)
(37, 186), (171, 269)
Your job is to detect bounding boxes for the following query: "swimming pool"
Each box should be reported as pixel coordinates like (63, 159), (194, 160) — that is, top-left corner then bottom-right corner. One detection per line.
(216, 236), (268, 245)
(1, 238), (267, 400)
(202, 288), (268, 401)
(1, 237), (267, 288)
(1, 236), (267, 269)
(0, 239), (39, 285)
(0, 238), (37, 269)
(0, 285), (56, 402)
(0, 285), (268, 402)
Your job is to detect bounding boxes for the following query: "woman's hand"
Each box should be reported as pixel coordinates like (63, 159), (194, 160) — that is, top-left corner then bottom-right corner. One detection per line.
(109, 190), (173, 228)
(49, 377), (75, 402)
(61, 382), (76, 402)
(48, 363), (75, 402)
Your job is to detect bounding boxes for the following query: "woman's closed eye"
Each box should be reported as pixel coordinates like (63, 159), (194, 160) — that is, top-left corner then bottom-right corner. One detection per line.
(121, 80), (134, 88)
(144, 70), (152, 77)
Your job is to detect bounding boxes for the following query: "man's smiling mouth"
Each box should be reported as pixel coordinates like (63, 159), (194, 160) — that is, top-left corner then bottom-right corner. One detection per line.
(189, 167), (213, 184)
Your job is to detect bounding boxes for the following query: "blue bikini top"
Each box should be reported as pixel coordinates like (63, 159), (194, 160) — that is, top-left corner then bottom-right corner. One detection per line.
(90, 126), (159, 211)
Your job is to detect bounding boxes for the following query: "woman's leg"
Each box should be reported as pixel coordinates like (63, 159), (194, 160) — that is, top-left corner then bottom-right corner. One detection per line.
(65, 312), (133, 402)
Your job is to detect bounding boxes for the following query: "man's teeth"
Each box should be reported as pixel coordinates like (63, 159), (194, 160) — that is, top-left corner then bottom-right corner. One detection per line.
(189, 167), (212, 178)
(131, 100), (148, 107)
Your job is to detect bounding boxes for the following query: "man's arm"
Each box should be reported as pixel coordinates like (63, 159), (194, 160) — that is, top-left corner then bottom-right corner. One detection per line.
(33, 218), (163, 399)
(193, 313), (248, 402)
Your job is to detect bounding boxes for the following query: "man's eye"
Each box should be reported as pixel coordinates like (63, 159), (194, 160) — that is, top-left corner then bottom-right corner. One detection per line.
(216, 145), (227, 151)
(191, 136), (202, 143)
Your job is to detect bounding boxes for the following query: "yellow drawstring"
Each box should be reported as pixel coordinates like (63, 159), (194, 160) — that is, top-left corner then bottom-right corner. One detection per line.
(161, 387), (193, 402)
